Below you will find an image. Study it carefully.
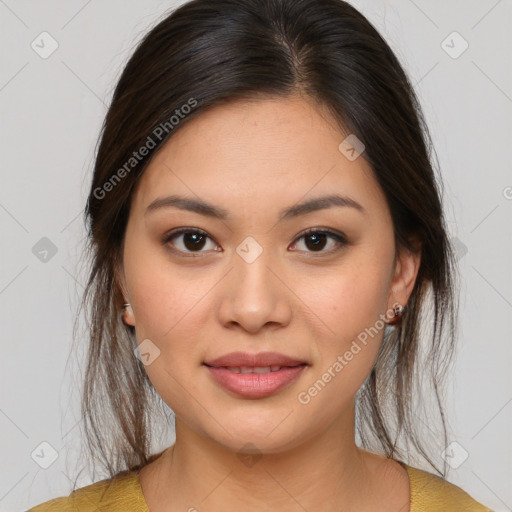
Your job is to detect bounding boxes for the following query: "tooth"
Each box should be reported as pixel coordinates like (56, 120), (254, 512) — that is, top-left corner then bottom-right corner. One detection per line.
(239, 366), (272, 374)
(270, 365), (281, 372)
(253, 366), (271, 374)
(228, 367), (241, 373)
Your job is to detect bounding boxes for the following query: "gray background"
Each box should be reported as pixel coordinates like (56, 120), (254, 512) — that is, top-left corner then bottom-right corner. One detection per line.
(0, 1), (510, 511)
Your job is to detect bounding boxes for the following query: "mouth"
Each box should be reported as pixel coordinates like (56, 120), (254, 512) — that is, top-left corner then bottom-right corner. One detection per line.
(203, 360), (308, 398)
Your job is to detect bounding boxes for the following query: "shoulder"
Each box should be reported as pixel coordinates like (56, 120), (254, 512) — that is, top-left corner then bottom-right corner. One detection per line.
(402, 464), (493, 512)
(27, 470), (148, 512)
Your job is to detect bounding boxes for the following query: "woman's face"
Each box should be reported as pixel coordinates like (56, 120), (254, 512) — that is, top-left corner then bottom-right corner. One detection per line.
(118, 94), (420, 453)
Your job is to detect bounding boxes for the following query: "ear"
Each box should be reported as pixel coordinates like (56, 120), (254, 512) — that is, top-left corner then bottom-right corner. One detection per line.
(115, 263), (136, 327)
(387, 239), (421, 311)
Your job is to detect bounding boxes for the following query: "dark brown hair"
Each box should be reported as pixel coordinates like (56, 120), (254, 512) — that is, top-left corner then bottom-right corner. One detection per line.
(76, 0), (457, 483)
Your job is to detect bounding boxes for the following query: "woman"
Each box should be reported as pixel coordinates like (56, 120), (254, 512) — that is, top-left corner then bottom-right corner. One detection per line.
(28, 0), (492, 510)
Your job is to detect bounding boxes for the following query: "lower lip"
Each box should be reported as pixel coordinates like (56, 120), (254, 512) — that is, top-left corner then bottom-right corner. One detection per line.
(204, 364), (307, 398)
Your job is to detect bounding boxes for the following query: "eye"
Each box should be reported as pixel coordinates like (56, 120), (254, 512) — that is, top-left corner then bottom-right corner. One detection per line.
(163, 228), (219, 256)
(289, 228), (347, 255)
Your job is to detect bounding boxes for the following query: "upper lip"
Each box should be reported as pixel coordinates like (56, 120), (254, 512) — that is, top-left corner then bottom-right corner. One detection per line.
(203, 351), (307, 368)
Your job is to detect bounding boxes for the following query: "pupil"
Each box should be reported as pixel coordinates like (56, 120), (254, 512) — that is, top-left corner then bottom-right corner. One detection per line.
(185, 233), (205, 251)
(306, 233), (326, 251)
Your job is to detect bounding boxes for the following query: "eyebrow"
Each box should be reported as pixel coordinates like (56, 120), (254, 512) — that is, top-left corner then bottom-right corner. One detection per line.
(145, 193), (365, 221)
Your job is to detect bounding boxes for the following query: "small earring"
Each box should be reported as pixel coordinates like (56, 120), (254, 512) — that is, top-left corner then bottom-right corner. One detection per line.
(123, 303), (131, 308)
(387, 304), (404, 326)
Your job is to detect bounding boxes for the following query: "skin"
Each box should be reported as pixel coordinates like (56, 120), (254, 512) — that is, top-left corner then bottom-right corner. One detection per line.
(117, 92), (420, 512)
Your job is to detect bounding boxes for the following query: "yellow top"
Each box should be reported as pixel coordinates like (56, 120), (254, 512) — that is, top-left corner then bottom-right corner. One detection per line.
(28, 462), (493, 511)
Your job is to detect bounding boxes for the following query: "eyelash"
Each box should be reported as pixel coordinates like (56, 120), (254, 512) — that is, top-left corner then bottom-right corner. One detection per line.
(162, 227), (347, 257)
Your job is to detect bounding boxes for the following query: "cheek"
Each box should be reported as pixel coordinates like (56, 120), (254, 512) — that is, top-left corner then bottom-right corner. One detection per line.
(133, 279), (206, 340)
(307, 259), (391, 334)
(124, 240), (208, 339)
(123, 244), (212, 414)
(127, 262), (207, 414)
(301, 256), (393, 386)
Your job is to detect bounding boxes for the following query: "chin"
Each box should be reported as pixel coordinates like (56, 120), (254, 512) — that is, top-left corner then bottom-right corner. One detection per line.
(201, 420), (307, 457)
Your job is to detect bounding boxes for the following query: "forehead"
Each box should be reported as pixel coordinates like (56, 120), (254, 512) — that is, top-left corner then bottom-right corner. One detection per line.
(130, 94), (389, 222)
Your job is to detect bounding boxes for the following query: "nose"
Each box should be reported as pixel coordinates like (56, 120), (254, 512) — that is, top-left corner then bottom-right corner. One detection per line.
(217, 244), (292, 334)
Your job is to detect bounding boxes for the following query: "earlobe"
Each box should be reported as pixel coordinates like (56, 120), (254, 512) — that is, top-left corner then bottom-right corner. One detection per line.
(115, 264), (135, 327)
(122, 303), (135, 327)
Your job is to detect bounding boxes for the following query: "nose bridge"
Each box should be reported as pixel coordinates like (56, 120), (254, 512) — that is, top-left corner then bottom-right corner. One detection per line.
(234, 234), (278, 301)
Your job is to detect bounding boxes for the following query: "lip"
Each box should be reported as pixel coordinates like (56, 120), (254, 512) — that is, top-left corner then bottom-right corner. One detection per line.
(203, 351), (309, 399)
(203, 351), (307, 368)
(204, 364), (308, 398)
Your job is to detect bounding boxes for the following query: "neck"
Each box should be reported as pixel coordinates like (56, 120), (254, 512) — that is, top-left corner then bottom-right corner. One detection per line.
(142, 402), (399, 512)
